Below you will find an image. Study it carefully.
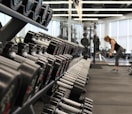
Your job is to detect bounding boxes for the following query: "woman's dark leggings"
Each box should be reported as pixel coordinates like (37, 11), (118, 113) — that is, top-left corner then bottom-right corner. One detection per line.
(115, 47), (124, 66)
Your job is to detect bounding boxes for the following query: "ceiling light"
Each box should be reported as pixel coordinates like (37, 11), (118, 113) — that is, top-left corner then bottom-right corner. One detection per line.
(53, 14), (69, 17)
(53, 14), (123, 17)
(53, 8), (132, 12)
(82, 8), (132, 11)
(81, 14), (123, 17)
(81, 1), (132, 4)
(42, 1), (72, 4)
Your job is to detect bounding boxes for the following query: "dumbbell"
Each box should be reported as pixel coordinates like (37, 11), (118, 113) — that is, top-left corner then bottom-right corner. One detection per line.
(57, 74), (88, 101)
(58, 54), (72, 72)
(39, 4), (49, 25)
(65, 71), (88, 81)
(24, 31), (50, 48)
(43, 8), (53, 27)
(0, 56), (41, 106)
(42, 104), (68, 114)
(1, 0), (23, 10)
(39, 50), (67, 75)
(31, 0), (42, 22)
(79, 96), (93, 105)
(54, 81), (87, 102)
(0, 65), (22, 114)
(49, 98), (92, 114)
(60, 71), (88, 87)
(1, 42), (42, 99)
(54, 55), (68, 76)
(24, 31), (72, 55)
(56, 80), (86, 102)
(17, 42), (52, 90)
(59, 77), (86, 89)
(21, 42), (54, 86)
(27, 43), (59, 85)
(17, 0), (35, 16)
(54, 81), (93, 105)
(63, 73), (88, 86)
(52, 91), (93, 109)
(64, 71), (88, 82)
(34, 41), (67, 71)
(35, 45), (64, 80)
(50, 96), (93, 113)
(28, 43), (65, 81)
(46, 39), (64, 55)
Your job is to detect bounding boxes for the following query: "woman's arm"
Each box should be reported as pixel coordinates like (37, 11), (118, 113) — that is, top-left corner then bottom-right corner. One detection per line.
(109, 39), (115, 55)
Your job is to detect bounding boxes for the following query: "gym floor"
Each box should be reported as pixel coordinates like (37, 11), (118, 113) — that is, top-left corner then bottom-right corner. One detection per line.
(86, 59), (132, 114)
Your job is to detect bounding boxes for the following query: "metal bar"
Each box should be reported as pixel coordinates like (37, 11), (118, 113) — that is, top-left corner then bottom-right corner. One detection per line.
(0, 18), (26, 42)
(13, 74), (63, 114)
(0, 4), (48, 31)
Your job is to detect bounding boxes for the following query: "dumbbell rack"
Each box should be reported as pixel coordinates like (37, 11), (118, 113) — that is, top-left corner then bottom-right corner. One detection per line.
(0, 3), (48, 42)
(0, 3), (92, 114)
(0, 3), (50, 114)
(12, 57), (83, 114)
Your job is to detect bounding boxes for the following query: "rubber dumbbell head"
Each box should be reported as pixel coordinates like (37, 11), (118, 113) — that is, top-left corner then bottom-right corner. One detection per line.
(2, 0), (23, 10)
(0, 66), (22, 114)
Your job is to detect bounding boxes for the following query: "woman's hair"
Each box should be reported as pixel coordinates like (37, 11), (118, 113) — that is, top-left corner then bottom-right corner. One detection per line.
(104, 35), (111, 42)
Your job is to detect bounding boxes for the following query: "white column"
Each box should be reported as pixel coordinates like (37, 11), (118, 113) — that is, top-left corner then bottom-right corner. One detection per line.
(68, 0), (72, 42)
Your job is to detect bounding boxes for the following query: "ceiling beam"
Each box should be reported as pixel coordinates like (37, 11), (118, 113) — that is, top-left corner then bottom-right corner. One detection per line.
(43, 1), (132, 4)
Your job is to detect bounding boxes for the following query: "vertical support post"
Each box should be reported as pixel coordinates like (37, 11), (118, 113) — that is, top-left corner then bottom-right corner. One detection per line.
(93, 23), (97, 64)
(68, 0), (72, 42)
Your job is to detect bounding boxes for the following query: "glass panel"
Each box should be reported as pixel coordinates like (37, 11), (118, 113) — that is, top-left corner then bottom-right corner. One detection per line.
(109, 21), (117, 37)
(119, 19), (128, 37)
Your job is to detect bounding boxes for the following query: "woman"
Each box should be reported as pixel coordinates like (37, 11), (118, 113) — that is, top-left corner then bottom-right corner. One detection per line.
(104, 35), (124, 72)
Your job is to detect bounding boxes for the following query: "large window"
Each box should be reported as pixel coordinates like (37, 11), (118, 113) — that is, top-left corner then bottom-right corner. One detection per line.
(96, 23), (105, 49)
(109, 21), (118, 40)
(118, 19), (128, 50)
(72, 23), (83, 44)
(129, 19), (132, 52)
(108, 19), (132, 53)
(0, 13), (11, 26)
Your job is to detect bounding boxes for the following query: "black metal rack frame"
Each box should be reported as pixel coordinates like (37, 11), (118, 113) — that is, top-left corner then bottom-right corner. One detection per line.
(0, 3), (48, 42)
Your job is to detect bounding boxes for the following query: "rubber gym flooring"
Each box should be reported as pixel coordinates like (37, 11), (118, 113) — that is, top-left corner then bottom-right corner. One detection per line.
(86, 61), (132, 114)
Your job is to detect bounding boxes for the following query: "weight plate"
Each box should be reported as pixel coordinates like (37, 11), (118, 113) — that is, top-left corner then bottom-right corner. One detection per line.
(24, 31), (35, 43)
(17, 42), (29, 56)
(83, 32), (88, 37)
(81, 38), (89, 46)
(2, 42), (18, 58)
(47, 42), (57, 55)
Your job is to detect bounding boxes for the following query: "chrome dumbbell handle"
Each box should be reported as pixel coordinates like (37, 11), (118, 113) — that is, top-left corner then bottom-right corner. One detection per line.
(55, 108), (68, 114)
(59, 102), (82, 114)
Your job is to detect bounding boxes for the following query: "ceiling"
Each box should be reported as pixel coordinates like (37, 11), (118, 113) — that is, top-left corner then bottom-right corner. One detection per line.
(43, 0), (132, 22)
